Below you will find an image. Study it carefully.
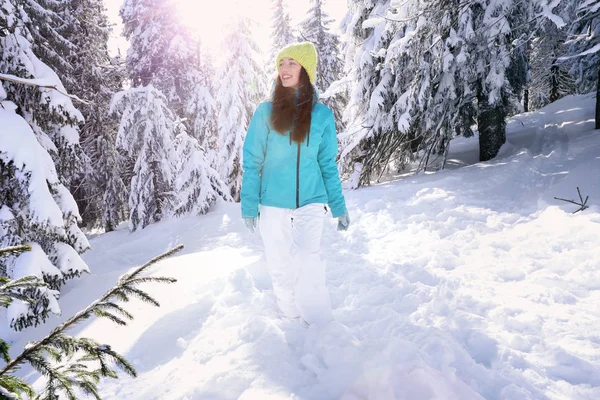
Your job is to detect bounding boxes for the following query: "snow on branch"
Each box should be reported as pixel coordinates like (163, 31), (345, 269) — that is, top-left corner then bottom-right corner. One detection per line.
(320, 76), (355, 99)
(0, 73), (89, 104)
(558, 42), (600, 62)
(0, 245), (32, 258)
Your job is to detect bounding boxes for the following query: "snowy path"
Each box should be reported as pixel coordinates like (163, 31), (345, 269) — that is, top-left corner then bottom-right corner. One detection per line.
(4, 95), (600, 400)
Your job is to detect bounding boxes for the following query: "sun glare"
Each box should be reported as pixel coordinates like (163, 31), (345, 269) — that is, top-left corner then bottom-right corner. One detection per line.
(173, 0), (272, 63)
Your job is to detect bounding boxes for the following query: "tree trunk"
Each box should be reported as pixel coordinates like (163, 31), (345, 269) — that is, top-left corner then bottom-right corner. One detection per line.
(596, 64), (600, 130)
(524, 88), (529, 113)
(477, 83), (507, 162)
(550, 63), (560, 103)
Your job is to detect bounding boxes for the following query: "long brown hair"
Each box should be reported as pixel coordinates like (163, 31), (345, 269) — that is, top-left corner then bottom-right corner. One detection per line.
(271, 67), (315, 144)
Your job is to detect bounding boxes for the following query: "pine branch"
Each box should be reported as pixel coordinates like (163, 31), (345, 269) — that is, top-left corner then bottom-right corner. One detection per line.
(119, 287), (160, 307)
(0, 340), (10, 364)
(0, 245), (182, 382)
(95, 302), (134, 321)
(0, 375), (34, 398)
(91, 309), (128, 326)
(554, 187), (590, 213)
(121, 245), (183, 282)
(0, 266), (53, 397)
(96, 346), (136, 378)
(0, 276), (47, 309)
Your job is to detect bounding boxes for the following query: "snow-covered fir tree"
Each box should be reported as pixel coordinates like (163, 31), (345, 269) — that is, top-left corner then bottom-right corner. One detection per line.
(300, 0), (347, 132)
(0, 100), (90, 330)
(339, 0), (406, 187)
(410, 0), (554, 163)
(566, 0), (600, 128)
(471, 0), (566, 160)
(173, 123), (229, 216)
(271, 0), (296, 63)
(2, 0), (84, 187)
(500, 1), (530, 116)
(340, 0), (569, 181)
(395, 0), (475, 172)
(100, 128), (129, 232)
(300, 0), (342, 92)
(20, 0), (75, 88)
(55, 0), (128, 229)
(110, 85), (177, 231)
(0, 0), (91, 329)
(216, 18), (265, 201)
(182, 48), (231, 214)
(530, 3), (576, 111)
(92, 56), (129, 232)
(469, 1), (512, 162)
(185, 46), (219, 164)
(118, 0), (224, 227)
(94, 55), (129, 233)
(120, 0), (198, 119)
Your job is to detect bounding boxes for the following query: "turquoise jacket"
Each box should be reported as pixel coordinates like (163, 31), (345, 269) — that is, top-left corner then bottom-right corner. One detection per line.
(240, 101), (347, 219)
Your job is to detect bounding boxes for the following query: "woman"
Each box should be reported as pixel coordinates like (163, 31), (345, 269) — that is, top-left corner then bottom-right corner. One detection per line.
(240, 42), (350, 326)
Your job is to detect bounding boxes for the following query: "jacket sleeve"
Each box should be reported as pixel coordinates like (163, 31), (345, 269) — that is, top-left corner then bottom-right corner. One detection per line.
(317, 109), (347, 218)
(241, 103), (268, 218)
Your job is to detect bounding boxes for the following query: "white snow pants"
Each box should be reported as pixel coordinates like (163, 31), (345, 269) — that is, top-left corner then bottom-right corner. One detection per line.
(259, 203), (332, 325)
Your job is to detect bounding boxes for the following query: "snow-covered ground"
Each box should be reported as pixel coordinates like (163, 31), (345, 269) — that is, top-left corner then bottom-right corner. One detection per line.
(4, 94), (600, 399)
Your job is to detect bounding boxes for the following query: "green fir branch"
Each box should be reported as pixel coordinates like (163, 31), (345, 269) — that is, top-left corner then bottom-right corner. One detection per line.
(95, 346), (136, 378)
(39, 346), (62, 363)
(0, 276), (46, 308)
(0, 276), (48, 309)
(0, 340), (10, 364)
(0, 245), (182, 399)
(112, 291), (130, 303)
(95, 302), (134, 321)
(92, 309), (128, 326)
(120, 245), (183, 282)
(119, 287), (160, 307)
(74, 378), (101, 400)
(0, 375), (34, 399)
(126, 276), (178, 285)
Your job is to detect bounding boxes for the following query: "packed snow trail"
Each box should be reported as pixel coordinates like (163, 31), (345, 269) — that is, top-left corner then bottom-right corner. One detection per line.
(4, 95), (599, 399)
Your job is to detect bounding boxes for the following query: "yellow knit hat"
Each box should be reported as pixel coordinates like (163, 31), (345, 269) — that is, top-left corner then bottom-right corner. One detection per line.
(276, 42), (318, 85)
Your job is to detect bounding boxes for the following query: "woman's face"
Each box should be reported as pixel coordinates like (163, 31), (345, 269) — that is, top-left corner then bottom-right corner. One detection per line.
(279, 57), (302, 89)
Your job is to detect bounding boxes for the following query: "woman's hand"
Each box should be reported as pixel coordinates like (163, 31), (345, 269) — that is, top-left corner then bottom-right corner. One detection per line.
(244, 217), (258, 233)
(337, 213), (350, 231)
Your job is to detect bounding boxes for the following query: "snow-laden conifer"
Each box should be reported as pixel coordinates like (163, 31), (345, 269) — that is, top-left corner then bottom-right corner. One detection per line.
(59, 0), (127, 229)
(0, 91), (90, 330)
(271, 0), (296, 62)
(216, 18), (265, 200)
(110, 85), (177, 231)
(173, 124), (229, 216)
(1, 0), (84, 186)
(300, 0), (347, 132)
(0, 0), (91, 329)
(566, 0), (600, 128)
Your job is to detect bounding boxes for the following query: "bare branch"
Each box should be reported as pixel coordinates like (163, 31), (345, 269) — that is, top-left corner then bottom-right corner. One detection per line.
(554, 187), (590, 213)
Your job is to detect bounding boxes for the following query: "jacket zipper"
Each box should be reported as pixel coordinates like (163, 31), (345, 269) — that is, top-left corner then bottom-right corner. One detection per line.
(296, 141), (301, 208)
